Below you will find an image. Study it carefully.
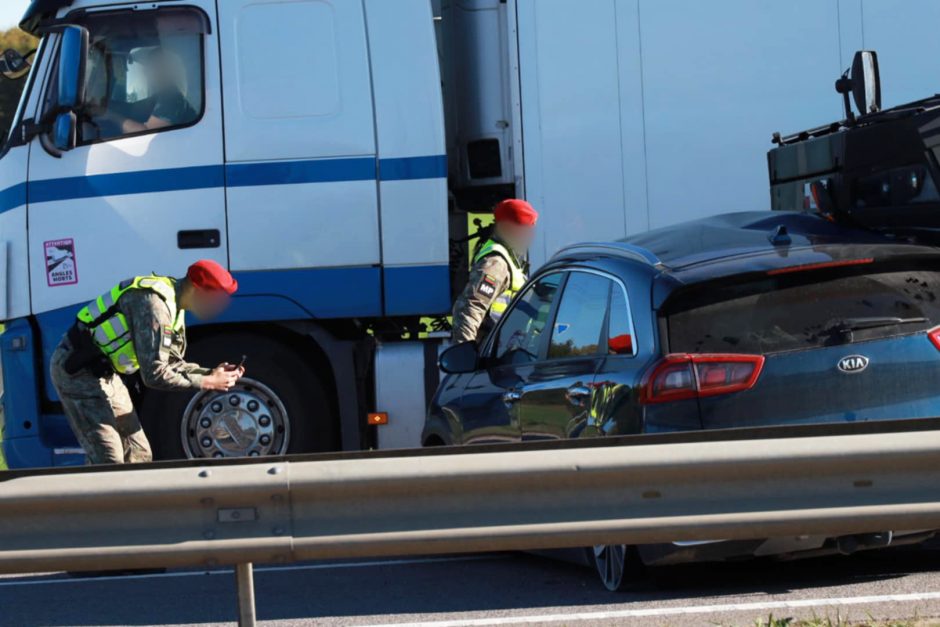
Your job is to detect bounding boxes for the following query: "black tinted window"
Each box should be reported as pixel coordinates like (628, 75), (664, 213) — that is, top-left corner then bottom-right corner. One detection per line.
(667, 267), (940, 354)
(549, 272), (610, 359)
(494, 273), (563, 365)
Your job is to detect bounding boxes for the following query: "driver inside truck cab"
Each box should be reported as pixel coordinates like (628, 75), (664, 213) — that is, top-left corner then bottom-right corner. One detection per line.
(98, 46), (196, 135)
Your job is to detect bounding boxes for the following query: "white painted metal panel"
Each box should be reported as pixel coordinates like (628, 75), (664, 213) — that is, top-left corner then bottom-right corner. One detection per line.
(227, 180), (380, 271)
(375, 342), (431, 449)
(377, 179), (448, 267)
(0, 167), (29, 321)
(0, 32), (50, 321)
(515, 0), (629, 268)
(218, 0), (376, 162)
(364, 0), (448, 268)
(512, 0), (889, 268)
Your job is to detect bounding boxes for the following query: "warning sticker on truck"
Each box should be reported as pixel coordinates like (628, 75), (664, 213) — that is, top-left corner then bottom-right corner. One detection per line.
(44, 238), (79, 287)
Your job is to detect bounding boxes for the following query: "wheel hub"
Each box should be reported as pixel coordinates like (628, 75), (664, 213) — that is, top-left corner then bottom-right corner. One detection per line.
(181, 378), (290, 458)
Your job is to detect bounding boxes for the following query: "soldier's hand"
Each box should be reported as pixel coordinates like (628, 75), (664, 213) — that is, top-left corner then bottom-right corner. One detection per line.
(202, 365), (240, 391)
(220, 362), (247, 379)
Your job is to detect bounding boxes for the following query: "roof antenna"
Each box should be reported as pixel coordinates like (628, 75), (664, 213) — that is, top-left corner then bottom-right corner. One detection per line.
(769, 224), (791, 247)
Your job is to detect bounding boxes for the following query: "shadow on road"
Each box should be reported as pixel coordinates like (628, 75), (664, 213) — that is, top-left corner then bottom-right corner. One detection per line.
(2, 546), (936, 625)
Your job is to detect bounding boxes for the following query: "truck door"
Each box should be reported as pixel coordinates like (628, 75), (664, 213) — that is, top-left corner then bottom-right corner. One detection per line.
(27, 3), (226, 316)
(217, 0), (379, 284)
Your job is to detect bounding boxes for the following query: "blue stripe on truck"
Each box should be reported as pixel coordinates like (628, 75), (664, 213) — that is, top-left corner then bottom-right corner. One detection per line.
(379, 155), (448, 181)
(384, 264), (451, 316)
(28, 165), (226, 204)
(226, 157), (376, 187)
(0, 154), (448, 213)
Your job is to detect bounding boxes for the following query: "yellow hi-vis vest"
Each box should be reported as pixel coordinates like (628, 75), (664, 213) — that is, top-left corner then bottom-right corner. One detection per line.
(474, 239), (526, 323)
(76, 276), (184, 375)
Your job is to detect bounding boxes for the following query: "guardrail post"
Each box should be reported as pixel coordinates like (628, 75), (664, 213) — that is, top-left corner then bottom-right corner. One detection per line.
(235, 562), (256, 627)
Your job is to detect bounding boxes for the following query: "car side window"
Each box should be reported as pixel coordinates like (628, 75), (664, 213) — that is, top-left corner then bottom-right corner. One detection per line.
(493, 272), (564, 365)
(45, 8), (206, 145)
(548, 272), (611, 359)
(607, 282), (636, 356)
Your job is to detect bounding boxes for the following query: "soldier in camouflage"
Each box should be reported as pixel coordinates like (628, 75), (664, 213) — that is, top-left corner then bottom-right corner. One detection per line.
(452, 199), (539, 343)
(50, 260), (243, 465)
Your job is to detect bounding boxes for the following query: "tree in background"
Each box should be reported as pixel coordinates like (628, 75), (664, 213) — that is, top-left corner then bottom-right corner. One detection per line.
(0, 27), (38, 140)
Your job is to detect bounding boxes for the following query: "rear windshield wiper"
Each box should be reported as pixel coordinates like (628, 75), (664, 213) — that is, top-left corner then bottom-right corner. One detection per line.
(824, 316), (928, 333)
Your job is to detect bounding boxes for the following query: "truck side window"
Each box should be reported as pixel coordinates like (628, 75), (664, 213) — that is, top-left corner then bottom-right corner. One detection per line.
(47, 8), (207, 144)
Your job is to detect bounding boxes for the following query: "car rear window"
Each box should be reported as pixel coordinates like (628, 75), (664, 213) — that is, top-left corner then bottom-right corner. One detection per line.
(665, 267), (940, 354)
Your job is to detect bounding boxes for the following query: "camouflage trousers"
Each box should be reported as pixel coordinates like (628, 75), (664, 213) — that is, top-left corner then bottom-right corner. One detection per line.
(49, 338), (153, 465)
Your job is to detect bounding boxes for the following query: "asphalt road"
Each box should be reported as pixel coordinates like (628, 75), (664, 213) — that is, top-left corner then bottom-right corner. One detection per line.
(3, 545), (940, 627)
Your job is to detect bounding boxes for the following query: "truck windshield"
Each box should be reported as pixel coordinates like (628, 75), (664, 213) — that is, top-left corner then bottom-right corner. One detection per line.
(665, 266), (940, 354)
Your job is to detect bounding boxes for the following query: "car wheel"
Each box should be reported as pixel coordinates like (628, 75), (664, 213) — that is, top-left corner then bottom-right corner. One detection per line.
(590, 544), (644, 591)
(140, 333), (336, 459)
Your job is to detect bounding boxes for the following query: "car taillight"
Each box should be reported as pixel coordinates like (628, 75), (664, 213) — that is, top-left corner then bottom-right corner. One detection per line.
(928, 327), (940, 351)
(641, 354), (765, 404)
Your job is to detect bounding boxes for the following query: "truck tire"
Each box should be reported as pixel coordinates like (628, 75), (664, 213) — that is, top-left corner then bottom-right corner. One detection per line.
(140, 333), (336, 460)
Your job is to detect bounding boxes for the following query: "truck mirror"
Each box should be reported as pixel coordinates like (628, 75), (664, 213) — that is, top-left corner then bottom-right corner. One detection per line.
(0, 48), (31, 80)
(53, 111), (77, 151)
(57, 25), (88, 110)
(851, 50), (880, 115)
(439, 341), (480, 374)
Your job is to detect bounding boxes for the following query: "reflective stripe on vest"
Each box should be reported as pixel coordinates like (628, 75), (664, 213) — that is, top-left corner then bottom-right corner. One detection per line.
(473, 239), (526, 323)
(76, 275), (183, 375)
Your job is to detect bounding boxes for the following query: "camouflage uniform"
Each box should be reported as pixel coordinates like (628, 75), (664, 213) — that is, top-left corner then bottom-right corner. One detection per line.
(50, 282), (210, 464)
(451, 240), (523, 343)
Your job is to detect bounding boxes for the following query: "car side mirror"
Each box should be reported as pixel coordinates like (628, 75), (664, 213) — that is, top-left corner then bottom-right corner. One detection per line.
(57, 25), (89, 111)
(851, 50), (880, 115)
(439, 341), (480, 374)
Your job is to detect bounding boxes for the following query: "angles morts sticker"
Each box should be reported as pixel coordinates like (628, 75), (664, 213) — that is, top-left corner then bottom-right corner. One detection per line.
(44, 238), (78, 287)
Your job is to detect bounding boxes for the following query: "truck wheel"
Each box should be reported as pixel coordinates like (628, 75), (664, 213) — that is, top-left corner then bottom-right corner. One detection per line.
(140, 333), (336, 460)
(589, 544), (645, 591)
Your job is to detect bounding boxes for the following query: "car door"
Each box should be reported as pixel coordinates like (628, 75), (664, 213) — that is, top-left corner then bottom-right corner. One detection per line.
(518, 270), (612, 441)
(27, 3), (226, 317)
(589, 274), (651, 436)
(457, 272), (564, 445)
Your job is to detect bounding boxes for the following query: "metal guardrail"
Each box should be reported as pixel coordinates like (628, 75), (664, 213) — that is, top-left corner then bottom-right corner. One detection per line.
(2, 427), (940, 625)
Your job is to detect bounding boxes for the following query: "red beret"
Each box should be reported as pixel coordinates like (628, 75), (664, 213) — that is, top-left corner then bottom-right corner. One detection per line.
(187, 259), (238, 295)
(494, 199), (538, 226)
(608, 334), (633, 355)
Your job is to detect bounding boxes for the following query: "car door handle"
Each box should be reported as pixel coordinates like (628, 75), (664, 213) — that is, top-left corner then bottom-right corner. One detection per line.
(566, 384), (592, 405)
(178, 229), (221, 249)
(503, 389), (522, 405)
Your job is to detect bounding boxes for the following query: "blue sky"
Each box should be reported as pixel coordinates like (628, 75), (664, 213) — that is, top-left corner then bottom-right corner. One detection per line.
(1, 3), (29, 30)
